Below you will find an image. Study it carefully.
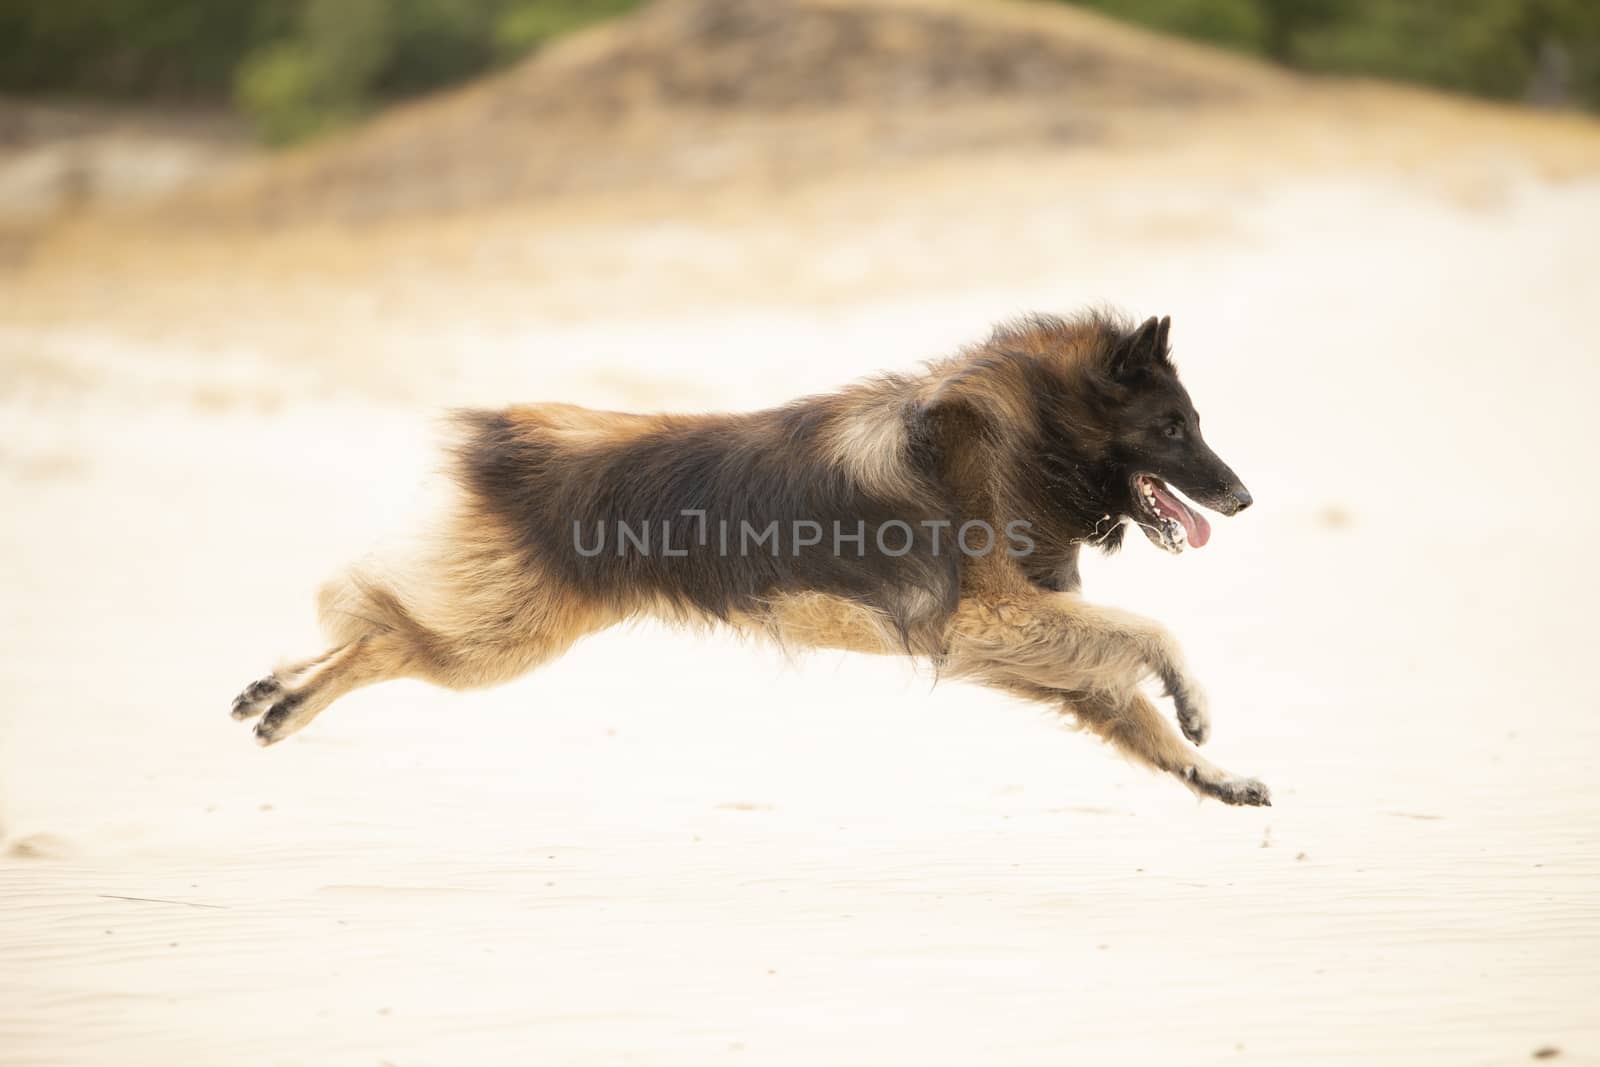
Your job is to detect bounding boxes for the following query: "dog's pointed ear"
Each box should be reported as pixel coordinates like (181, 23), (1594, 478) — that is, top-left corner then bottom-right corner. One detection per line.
(1109, 315), (1172, 381)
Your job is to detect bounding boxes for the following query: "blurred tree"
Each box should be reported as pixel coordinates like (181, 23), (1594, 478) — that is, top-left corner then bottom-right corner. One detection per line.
(494, 0), (640, 59)
(1285, 0), (1600, 108)
(234, 43), (326, 144)
(0, 0), (293, 97)
(1067, 0), (1600, 110)
(0, 0), (641, 140)
(0, 0), (1596, 141)
(1254, 0), (1342, 63)
(378, 0), (497, 95)
(232, 0), (641, 141)
(1072, 0), (1268, 51)
(1290, 1), (1531, 98)
(235, 0), (389, 144)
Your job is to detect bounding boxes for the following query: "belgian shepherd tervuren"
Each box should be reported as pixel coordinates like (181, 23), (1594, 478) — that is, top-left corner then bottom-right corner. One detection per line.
(232, 311), (1269, 806)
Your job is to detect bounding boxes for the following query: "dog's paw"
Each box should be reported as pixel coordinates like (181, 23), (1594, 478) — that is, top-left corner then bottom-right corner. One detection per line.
(1173, 689), (1211, 746)
(232, 675), (307, 747)
(230, 675), (283, 721)
(251, 692), (305, 747)
(1184, 765), (1271, 807)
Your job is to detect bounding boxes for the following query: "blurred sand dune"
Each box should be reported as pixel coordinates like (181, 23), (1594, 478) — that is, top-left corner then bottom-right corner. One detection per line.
(4, 1), (1600, 1064)
(9, 0), (1600, 352)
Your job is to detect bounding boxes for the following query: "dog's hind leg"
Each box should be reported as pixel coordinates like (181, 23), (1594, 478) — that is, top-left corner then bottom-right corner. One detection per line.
(230, 564), (434, 745)
(232, 633), (416, 746)
(232, 615), (606, 747)
(232, 547), (618, 746)
(229, 645), (344, 724)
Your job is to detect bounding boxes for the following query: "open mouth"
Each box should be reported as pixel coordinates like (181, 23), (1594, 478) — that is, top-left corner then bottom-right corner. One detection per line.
(1133, 474), (1211, 553)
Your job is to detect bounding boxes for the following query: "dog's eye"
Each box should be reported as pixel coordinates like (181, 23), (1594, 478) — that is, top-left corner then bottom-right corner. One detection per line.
(1162, 422), (1184, 439)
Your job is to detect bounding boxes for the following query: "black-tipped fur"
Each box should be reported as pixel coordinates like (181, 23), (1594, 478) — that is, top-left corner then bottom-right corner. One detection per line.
(231, 310), (1269, 807)
(452, 401), (961, 651)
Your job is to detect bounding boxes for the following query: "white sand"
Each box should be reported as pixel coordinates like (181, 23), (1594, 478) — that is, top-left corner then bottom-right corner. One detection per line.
(4, 159), (1599, 1064)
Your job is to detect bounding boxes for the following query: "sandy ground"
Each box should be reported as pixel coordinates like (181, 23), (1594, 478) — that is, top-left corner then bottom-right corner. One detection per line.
(5, 3), (1600, 1061)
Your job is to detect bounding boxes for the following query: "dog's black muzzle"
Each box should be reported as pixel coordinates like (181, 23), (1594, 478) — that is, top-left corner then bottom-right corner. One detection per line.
(1176, 441), (1252, 516)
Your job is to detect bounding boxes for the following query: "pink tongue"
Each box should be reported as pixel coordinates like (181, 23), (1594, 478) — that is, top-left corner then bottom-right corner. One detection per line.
(1151, 482), (1211, 548)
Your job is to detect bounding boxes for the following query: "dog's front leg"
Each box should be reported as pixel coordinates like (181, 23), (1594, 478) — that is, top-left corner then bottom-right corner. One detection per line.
(944, 592), (1267, 806)
(1151, 638), (1210, 746)
(948, 594), (1212, 743)
(1054, 686), (1267, 807)
(1086, 600), (1212, 745)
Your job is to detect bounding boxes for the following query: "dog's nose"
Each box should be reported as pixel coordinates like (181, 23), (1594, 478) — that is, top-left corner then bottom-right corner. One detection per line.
(1230, 486), (1253, 512)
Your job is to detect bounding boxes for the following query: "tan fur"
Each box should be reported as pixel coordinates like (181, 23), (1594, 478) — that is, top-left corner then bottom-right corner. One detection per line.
(232, 314), (1267, 806)
(735, 592), (905, 655)
(822, 385), (919, 500)
(933, 569), (1250, 799)
(240, 497), (624, 744)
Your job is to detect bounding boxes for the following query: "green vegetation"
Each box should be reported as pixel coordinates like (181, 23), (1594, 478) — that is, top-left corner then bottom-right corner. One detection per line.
(0, 0), (641, 144)
(0, 1), (1596, 146)
(1070, 0), (1600, 110)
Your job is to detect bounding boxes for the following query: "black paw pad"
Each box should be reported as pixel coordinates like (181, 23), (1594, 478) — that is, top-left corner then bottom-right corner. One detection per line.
(1186, 767), (1272, 808)
(253, 692), (304, 746)
(230, 676), (282, 720)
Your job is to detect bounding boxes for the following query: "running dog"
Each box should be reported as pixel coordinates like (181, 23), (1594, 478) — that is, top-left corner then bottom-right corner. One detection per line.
(231, 310), (1269, 806)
